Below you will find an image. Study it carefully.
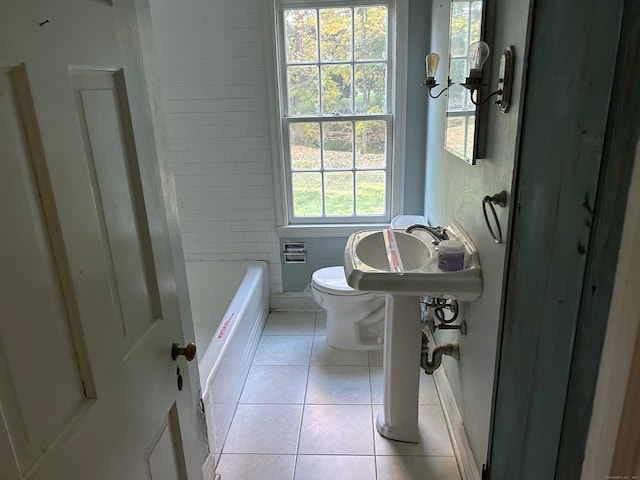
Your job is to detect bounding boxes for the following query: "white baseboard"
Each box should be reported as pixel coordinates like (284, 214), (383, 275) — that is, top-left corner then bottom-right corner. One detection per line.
(269, 292), (321, 311)
(433, 366), (482, 480)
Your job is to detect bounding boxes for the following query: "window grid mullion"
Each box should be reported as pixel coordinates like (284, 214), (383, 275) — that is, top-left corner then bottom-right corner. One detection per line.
(315, 8), (322, 117)
(286, 59), (388, 67)
(321, 170), (326, 217)
(286, 114), (392, 122)
(351, 7), (357, 216)
(319, 121), (326, 216)
(351, 119), (356, 214)
(350, 6), (355, 115)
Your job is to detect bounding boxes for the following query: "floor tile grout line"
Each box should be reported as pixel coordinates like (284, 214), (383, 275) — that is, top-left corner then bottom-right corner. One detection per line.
(368, 352), (379, 468)
(369, 365), (378, 455)
(291, 311), (316, 480)
(369, 364), (380, 468)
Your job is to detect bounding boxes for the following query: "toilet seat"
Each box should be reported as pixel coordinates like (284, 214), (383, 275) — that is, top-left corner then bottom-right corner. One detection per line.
(312, 266), (370, 296)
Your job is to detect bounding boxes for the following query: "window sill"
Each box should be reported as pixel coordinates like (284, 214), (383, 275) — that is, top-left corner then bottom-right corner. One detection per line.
(276, 223), (389, 239)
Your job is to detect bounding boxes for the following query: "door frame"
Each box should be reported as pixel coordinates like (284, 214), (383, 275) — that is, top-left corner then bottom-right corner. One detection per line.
(581, 140), (640, 479)
(487, 0), (639, 478)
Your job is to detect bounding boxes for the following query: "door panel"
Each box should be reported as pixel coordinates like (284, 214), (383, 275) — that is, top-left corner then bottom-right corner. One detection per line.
(72, 70), (163, 354)
(0, 1), (203, 478)
(148, 404), (188, 480)
(0, 66), (91, 474)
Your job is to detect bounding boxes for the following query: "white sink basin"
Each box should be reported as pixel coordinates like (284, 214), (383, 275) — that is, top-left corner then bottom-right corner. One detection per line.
(352, 230), (434, 271)
(344, 220), (482, 301)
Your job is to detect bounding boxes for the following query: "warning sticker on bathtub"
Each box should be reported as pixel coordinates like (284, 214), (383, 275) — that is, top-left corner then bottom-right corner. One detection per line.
(217, 313), (235, 339)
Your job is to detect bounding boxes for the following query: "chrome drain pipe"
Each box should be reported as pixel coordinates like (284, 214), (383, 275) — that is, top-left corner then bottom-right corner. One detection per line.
(421, 333), (460, 375)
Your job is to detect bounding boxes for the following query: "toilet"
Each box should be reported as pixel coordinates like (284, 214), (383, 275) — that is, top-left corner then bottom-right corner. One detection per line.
(311, 266), (386, 350)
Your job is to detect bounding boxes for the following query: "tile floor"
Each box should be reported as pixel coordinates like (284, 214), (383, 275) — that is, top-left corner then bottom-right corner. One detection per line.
(216, 311), (462, 480)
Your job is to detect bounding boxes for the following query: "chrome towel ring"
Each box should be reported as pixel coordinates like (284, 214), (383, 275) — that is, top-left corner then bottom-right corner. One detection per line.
(482, 191), (507, 244)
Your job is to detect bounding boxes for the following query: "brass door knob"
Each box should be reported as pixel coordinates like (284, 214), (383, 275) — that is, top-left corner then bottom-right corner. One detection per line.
(171, 342), (196, 361)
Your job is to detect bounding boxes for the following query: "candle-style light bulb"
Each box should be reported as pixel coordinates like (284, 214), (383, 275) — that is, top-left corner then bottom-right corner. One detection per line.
(426, 52), (440, 80)
(467, 41), (490, 78)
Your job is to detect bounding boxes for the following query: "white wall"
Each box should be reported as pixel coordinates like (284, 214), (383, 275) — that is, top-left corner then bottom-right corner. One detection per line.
(149, 0), (283, 292)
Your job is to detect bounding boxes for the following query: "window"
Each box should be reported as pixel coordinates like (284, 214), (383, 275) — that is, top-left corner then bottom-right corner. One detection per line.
(273, 0), (403, 229)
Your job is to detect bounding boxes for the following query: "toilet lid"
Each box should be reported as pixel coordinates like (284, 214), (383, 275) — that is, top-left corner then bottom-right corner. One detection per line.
(312, 266), (368, 296)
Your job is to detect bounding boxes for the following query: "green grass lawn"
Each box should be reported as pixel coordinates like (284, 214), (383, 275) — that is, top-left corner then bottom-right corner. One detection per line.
(291, 148), (386, 216)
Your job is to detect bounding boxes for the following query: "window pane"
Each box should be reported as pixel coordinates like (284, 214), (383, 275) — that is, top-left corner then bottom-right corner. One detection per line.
(355, 63), (386, 113)
(321, 64), (352, 115)
(319, 8), (352, 62)
(356, 171), (385, 215)
(290, 123), (320, 170)
(292, 172), (323, 216)
(447, 84), (466, 112)
(465, 89), (475, 111)
(450, 2), (470, 57)
(324, 172), (353, 215)
(288, 65), (319, 116)
(285, 9), (318, 63)
(355, 121), (386, 169)
(445, 116), (465, 158)
(354, 6), (387, 60)
(470, 2), (482, 43)
(322, 122), (352, 169)
(449, 56), (467, 86)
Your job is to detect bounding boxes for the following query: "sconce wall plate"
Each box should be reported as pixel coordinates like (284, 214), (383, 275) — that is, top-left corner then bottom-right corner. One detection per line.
(496, 46), (514, 113)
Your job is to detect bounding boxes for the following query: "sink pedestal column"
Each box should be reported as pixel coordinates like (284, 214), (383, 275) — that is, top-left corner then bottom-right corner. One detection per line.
(376, 294), (422, 443)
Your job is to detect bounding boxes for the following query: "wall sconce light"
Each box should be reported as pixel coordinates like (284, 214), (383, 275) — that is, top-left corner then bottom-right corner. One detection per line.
(424, 42), (515, 113)
(460, 42), (515, 113)
(422, 52), (451, 99)
(460, 41), (490, 91)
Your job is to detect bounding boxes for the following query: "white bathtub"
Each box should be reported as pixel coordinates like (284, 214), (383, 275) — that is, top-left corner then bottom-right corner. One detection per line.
(185, 260), (269, 472)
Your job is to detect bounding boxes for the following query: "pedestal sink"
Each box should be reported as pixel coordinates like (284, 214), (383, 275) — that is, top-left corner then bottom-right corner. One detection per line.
(344, 221), (481, 442)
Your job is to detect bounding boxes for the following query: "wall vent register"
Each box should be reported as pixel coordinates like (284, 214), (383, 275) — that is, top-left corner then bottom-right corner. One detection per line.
(283, 241), (307, 263)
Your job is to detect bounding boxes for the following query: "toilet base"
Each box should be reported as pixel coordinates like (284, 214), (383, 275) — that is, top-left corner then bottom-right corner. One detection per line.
(311, 281), (385, 351)
(326, 334), (383, 351)
(324, 305), (385, 351)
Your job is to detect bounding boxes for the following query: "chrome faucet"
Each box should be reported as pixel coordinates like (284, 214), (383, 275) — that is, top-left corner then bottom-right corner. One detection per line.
(405, 224), (449, 245)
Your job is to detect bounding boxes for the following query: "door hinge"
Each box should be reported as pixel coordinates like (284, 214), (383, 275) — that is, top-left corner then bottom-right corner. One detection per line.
(482, 463), (489, 480)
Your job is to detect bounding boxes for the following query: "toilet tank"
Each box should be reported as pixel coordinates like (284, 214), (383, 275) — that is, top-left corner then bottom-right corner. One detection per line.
(389, 215), (427, 230)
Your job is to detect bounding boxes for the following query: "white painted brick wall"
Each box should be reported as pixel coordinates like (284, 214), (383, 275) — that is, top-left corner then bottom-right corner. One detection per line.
(150, 0), (283, 292)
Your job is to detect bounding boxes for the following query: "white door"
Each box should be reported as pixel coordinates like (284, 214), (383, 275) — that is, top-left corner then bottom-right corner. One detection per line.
(0, 1), (204, 479)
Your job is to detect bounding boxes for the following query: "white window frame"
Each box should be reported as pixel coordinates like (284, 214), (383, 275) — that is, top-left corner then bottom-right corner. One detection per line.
(266, 0), (407, 237)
